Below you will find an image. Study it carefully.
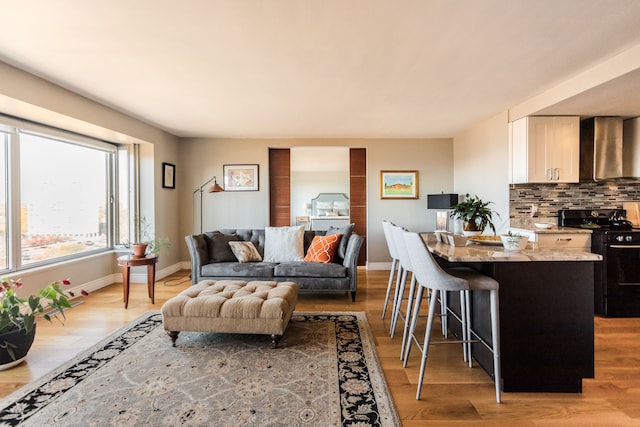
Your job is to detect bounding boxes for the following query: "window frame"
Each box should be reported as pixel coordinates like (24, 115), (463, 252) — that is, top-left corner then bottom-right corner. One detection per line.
(0, 115), (131, 274)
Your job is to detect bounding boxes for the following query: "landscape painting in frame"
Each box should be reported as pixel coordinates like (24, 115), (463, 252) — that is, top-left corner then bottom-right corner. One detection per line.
(380, 170), (418, 199)
(223, 164), (259, 191)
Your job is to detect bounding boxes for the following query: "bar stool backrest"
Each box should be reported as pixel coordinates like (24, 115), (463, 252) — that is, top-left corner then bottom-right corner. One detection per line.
(382, 220), (399, 260)
(403, 231), (469, 292)
(392, 225), (413, 273)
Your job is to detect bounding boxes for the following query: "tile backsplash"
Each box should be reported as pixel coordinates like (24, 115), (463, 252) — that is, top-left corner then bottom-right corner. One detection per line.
(510, 179), (640, 223)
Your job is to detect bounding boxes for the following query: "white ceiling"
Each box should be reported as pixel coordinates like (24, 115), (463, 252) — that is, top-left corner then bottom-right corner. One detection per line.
(2, 0), (640, 139)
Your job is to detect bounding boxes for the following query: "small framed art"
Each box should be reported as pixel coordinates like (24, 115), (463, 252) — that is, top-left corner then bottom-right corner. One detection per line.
(162, 162), (175, 189)
(380, 170), (418, 199)
(223, 164), (259, 191)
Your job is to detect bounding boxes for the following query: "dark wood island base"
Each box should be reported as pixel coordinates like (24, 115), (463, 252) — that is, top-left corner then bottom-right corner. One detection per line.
(439, 259), (595, 393)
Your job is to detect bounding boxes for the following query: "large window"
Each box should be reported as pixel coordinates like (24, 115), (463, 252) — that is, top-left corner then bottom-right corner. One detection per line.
(0, 117), (129, 273)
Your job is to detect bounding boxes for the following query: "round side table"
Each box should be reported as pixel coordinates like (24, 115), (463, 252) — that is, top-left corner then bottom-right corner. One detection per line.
(117, 254), (159, 309)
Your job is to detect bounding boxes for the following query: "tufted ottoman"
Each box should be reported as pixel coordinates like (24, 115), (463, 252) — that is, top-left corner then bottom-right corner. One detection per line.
(160, 279), (298, 348)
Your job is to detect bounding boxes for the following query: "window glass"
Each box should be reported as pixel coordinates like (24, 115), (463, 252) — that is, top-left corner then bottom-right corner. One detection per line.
(0, 132), (7, 270)
(19, 132), (109, 265)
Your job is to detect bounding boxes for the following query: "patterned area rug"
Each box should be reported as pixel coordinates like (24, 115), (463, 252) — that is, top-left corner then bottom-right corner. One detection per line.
(0, 311), (399, 426)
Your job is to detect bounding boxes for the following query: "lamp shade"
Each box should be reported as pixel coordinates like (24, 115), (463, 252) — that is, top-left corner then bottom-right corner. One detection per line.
(427, 193), (458, 209)
(207, 177), (224, 193)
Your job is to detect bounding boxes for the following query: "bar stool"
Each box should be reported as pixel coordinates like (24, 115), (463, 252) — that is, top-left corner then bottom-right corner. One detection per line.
(403, 230), (502, 403)
(389, 225), (416, 355)
(381, 220), (402, 320)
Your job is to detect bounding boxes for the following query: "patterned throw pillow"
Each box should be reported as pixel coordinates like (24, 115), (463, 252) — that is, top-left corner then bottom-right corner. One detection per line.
(304, 234), (342, 263)
(228, 241), (262, 263)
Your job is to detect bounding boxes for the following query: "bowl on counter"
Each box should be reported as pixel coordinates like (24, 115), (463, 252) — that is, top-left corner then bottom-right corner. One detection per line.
(445, 234), (468, 247)
(534, 222), (553, 229)
(500, 234), (529, 251)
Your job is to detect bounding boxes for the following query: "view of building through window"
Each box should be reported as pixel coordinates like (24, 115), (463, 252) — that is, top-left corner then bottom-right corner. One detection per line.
(19, 132), (109, 266)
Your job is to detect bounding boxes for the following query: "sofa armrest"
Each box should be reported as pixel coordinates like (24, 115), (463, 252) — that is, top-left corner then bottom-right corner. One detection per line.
(342, 233), (364, 298)
(185, 234), (208, 284)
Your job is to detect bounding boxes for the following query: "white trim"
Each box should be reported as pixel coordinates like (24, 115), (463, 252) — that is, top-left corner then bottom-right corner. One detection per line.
(65, 261), (186, 299)
(366, 262), (393, 271)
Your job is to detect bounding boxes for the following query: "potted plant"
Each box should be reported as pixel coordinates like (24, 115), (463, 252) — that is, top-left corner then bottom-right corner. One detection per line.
(0, 278), (86, 369)
(128, 216), (170, 256)
(449, 193), (500, 235)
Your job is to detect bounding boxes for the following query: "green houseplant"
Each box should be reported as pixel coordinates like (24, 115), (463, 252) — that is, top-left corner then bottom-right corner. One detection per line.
(1, 278), (85, 368)
(449, 193), (500, 235)
(128, 215), (170, 256)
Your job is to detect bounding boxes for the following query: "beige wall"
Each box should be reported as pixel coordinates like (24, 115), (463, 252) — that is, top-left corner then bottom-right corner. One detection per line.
(452, 111), (511, 234)
(178, 138), (454, 266)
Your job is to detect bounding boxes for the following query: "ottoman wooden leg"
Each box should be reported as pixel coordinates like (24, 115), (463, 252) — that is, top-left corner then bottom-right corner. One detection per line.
(167, 331), (180, 346)
(271, 334), (282, 349)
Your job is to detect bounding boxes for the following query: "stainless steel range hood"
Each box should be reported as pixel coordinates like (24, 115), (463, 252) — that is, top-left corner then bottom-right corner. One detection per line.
(579, 117), (623, 181)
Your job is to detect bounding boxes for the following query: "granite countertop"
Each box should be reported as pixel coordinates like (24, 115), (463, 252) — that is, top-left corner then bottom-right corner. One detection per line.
(421, 233), (602, 262)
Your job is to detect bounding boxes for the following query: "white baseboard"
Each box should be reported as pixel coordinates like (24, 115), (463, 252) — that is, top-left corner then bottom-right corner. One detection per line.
(366, 262), (392, 271)
(67, 261), (186, 298)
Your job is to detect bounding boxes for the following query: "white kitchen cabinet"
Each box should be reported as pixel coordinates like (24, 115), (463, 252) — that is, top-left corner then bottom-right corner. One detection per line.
(511, 116), (580, 183)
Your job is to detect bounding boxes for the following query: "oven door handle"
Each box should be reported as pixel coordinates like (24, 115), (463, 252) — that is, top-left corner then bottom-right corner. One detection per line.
(609, 244), (640, 249)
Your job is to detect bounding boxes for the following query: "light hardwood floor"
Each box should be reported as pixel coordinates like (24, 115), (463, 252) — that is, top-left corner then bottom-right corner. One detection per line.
(2, 268), (639, 425)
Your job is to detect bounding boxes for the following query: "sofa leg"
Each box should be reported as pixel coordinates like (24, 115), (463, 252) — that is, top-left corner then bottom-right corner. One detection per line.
(167, 331), (179, 346)
(351, 291), (357, 302)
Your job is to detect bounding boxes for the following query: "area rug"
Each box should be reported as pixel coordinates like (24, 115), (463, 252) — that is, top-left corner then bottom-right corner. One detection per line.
(0, 311), (400, 426)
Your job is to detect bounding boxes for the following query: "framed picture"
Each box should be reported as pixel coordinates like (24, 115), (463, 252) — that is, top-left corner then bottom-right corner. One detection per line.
(223, 164), (259, 191)
(380, 170), (418, 199)
(162, 162), (175, 189)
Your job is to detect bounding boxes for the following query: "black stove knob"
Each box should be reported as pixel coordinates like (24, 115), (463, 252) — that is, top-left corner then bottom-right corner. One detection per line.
(626, 235), (633, 242)
(616, 235), (625, 242)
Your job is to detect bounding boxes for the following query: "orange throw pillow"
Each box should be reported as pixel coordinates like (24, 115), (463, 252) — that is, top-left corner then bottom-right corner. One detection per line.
(304, 234), (342, 263)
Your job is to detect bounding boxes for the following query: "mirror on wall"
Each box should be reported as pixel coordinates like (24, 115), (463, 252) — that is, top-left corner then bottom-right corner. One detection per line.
(290, 147), (350, 226)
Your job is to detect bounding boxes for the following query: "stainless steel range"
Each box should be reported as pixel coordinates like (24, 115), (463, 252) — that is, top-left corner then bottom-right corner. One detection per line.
(558, 209), (640, 317)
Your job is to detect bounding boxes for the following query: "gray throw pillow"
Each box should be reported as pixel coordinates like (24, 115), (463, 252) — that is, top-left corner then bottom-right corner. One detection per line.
(205, 232), (241, 262)
(325, 223), (354, 259)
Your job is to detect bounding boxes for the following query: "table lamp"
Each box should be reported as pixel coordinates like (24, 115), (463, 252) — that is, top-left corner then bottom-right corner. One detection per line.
(427, 193), (458, 231)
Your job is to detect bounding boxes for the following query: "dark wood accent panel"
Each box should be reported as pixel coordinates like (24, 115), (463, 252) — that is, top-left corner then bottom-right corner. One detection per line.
(349, 206), (366, 235)
(350, 148), (367, 266)
(349, 177), (367, 206)
(269, 149), (291, 227)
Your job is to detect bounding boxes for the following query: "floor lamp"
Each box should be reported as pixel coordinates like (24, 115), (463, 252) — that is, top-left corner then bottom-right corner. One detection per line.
(193, 176), (224, 233)
(427, 193), (458, 231)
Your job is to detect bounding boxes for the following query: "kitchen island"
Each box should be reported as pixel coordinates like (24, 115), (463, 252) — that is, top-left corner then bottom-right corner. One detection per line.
(422, 234), (602, 393)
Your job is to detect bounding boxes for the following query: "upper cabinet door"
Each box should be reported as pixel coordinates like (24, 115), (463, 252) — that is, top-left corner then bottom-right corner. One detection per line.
(550, 116), (580, 183)
(510, 116), (579, 184)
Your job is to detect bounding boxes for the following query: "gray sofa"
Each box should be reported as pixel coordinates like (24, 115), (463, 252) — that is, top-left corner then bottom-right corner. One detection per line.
(185, 228), (364, 301)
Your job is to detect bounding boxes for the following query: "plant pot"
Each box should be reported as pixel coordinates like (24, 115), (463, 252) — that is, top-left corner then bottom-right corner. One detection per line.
(131, 243), (148, 257)
(0, 323), (36, 371)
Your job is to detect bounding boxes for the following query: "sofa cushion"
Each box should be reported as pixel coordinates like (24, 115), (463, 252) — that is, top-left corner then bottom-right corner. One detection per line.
(304, 234), (341, 263)
(205, 231), (241, 262)
(274, 261), (347, 278)
(229, 241), (262, 263)
(325, 223), (354, 260)
(201, 262), (277, 277)
(263, 226), (305, 262)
